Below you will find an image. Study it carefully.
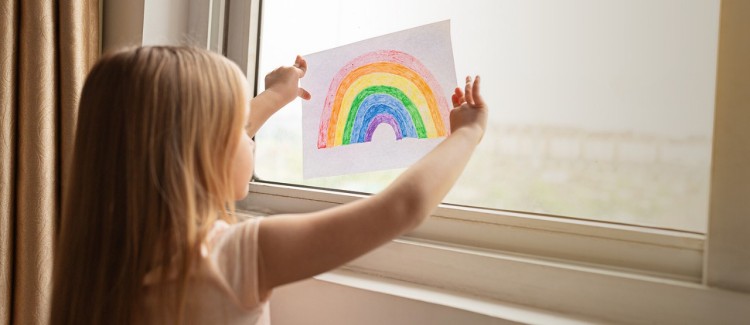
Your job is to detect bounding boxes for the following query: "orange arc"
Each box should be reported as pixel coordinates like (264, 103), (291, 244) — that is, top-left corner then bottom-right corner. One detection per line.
(326, 62), (446, 147)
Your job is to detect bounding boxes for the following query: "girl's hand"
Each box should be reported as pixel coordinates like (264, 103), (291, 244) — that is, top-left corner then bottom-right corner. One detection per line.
(449, 75), (487, 143)
(264, 55), (312, 107)
(246, 56), (311, 137)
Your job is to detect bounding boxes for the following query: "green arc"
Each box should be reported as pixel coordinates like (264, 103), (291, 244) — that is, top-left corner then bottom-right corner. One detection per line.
(342, 85), (427, 145)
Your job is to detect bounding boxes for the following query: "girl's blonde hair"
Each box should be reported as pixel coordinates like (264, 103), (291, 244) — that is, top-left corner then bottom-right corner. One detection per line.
(51, 46), (247, 324)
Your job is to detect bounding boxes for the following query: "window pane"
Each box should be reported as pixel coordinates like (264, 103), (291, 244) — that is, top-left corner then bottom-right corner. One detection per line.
(254, 0), (719, 232)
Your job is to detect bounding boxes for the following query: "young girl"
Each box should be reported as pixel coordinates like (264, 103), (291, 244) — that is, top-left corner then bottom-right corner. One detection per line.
(51, 46), (487, 324)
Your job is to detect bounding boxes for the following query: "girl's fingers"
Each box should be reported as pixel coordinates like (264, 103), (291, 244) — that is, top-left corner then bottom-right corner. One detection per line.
(471, 75), (485, 107)
(452, 87), (462, 107)
(298, 87), (311, 100)
(453, 87), (465, 108)
(464, 76), (474, 106)
(294, 55), (307, 77)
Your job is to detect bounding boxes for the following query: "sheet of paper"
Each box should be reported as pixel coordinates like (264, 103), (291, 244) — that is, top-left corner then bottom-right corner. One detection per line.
(301, 20), (457, 178)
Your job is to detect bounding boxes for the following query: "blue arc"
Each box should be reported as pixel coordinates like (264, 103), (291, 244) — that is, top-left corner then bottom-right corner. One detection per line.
(350, 93), (417, 144)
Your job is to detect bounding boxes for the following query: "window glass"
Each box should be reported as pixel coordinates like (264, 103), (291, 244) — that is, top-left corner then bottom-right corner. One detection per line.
(254, 0), (719, 232)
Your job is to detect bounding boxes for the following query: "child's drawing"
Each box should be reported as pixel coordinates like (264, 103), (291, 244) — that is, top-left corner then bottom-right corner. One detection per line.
(317, 49), (450, 148)
(302, 21), (456, 178)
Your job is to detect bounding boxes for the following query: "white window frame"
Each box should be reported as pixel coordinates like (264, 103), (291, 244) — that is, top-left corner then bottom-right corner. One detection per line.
(104, 0), (750, 323)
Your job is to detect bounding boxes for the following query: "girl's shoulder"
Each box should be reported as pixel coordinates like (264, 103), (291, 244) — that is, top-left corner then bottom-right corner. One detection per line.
(206, 217), (261, 252)
(204, 219), (232, 250)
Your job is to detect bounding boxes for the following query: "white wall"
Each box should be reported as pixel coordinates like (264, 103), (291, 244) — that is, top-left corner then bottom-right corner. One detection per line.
(141, 0), (189, 46)
(103, 0), (195, 52)
(102, 0), (144, 51)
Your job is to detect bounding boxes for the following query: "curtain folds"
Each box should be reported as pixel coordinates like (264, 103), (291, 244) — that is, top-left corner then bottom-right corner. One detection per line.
(0, 1), (99, 324)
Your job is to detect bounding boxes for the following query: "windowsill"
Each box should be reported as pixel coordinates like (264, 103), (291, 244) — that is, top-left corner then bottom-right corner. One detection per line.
(239, 181), (704, 281)
(310, 269), (608, 324)
(238, 182), (749, 324)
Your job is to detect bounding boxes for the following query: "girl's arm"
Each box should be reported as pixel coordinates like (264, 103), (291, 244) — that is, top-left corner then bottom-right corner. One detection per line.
(245, 55), (311, 137)
(256, 76), (487, 300)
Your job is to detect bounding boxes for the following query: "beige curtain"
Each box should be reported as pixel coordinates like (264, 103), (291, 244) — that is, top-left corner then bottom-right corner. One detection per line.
(0, 1), (99, 324)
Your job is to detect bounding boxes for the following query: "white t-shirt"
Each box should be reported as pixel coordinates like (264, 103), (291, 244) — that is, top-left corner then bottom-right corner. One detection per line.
(140, 219), (270, 324)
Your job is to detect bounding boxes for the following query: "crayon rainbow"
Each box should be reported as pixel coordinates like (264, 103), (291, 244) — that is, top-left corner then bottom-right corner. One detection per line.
(317, 50), (450, 148)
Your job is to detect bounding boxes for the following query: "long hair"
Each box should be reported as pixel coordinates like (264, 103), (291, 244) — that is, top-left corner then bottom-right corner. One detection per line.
(51, 46), (247, 324)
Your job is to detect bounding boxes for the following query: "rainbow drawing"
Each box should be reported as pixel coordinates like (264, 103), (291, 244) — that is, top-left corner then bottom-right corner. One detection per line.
(317, 50), (451, 149)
